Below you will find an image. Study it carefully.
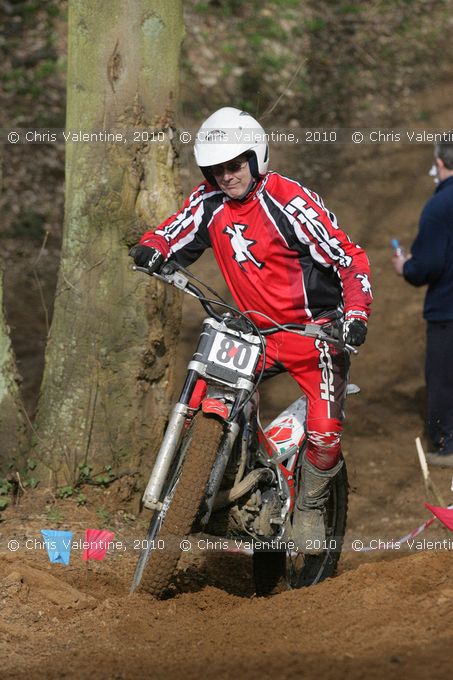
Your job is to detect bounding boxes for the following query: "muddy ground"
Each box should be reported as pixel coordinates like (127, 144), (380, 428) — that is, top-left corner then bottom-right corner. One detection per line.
(2, 78), (453, 678)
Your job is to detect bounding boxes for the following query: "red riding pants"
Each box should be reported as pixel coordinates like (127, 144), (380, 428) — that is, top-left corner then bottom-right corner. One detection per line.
(256, 331), (349, 471)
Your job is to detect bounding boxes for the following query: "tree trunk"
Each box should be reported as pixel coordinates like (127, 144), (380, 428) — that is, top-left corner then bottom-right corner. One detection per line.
(0, 149), (27, 471)
(35, 0), (184, 487)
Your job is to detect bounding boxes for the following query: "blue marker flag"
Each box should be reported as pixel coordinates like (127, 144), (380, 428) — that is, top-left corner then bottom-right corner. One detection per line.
(40, 529), (73, 565)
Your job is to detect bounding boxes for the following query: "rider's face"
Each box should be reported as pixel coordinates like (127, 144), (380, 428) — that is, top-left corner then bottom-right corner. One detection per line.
(211, 155), (253, 199)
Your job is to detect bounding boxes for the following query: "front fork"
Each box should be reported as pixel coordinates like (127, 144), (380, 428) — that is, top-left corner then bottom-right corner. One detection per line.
(198, 421), (240, 527)
(141, 368), (199, 510)
(142, 369), (245, 512)
(142, 401), (191, 510)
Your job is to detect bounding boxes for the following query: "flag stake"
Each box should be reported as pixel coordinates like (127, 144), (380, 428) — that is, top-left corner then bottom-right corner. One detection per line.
(415, 437), (445, 506)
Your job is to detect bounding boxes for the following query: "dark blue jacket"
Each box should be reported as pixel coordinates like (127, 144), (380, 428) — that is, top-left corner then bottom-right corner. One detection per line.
(403, 176), (453, 321)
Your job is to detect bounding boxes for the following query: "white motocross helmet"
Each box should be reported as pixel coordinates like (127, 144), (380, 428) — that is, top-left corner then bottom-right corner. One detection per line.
(194, 107), (269, 185)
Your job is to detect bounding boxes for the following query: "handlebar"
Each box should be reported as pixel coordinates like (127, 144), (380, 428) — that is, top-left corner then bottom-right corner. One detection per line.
(133, 263), (224, 320)
(132, 262), (357, 354)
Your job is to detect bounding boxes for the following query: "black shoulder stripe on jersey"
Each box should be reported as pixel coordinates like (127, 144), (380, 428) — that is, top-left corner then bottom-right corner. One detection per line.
(171, 191), (225, 267)
(299, 253), (343, 319)
(262, 192), (309, 255)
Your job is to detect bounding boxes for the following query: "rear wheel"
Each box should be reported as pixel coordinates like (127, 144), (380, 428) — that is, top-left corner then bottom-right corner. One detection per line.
(134, 412), (224, 598)
(253, 462), (348, 596)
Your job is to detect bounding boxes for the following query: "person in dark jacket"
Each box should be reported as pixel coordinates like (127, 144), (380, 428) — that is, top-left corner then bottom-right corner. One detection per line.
(392, 142), (453, 467)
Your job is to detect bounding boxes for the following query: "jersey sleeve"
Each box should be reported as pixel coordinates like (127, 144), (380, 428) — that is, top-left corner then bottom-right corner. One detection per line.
(139, 183), (215, 267)
(282, 184), (372, 322)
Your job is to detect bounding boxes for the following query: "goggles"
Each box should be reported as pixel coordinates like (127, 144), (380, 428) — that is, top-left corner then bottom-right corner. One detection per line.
(211, 158), (248, 177)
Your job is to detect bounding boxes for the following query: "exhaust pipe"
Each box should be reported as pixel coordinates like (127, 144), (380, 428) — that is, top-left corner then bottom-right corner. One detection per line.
(213, 468), (275, 509)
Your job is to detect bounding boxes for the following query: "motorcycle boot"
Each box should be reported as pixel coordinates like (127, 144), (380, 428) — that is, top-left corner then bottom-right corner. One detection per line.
(292, 456), (343, 554)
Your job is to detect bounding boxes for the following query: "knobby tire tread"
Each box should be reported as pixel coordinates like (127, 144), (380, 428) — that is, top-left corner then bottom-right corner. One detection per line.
(253, 464), (348, 596)
(140, 413), (224, 598)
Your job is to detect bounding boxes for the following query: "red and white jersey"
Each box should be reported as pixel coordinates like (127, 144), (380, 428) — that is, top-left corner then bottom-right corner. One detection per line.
(140, 172), (372, 328)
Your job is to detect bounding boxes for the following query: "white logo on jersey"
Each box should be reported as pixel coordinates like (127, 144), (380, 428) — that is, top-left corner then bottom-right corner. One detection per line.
(284, 196), (352, 267)
(223, 223), (264, 270)
(355, 273), (372, 296)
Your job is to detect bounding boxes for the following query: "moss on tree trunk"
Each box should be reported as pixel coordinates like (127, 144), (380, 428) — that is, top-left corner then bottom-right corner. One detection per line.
(0, 268), (27, 471)
(0, 151), (27, 472)
(35, 0), (184, 486)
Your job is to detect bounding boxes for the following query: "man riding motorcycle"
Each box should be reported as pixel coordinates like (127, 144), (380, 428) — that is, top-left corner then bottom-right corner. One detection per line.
(130, 107), (372, 553)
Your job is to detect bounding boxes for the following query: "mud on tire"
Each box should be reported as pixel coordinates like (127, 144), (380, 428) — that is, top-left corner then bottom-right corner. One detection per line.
(253, 462), (348, 596)
(138, 412), (224, 599)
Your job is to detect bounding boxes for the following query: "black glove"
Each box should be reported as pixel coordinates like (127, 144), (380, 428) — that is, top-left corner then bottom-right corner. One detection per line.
(129, 245), (164, 274)
(343, 319), (367, 346)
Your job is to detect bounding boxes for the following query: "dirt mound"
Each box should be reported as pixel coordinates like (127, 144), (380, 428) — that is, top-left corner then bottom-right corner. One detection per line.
(1, 548), (452, 680)
(1, 561), (96, 609)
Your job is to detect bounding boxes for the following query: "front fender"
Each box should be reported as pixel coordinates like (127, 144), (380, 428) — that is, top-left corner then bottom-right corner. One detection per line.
(202, 398), (229, 421)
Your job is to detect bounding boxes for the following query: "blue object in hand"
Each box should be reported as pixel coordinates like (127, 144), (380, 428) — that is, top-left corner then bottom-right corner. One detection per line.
(391, 239), (403, 256)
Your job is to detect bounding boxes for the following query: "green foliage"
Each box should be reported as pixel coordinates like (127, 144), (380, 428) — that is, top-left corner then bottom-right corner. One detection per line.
(96, 506), (111, 527)
(221, 43), (236, 55)
(0, 479), (12, 511)
(17, 0), (62, 22)
(44, 3), (62, 17)
(0, 459), (41, 512)
(337, 4), (362, 14)
(58, 485), (75, 499)
(77, 463), (93, 482)
(194, 1), (210, 11)
(77, 463), (115, 488)
(305, 17), (326, 32)
(91, 465), (115, 487)
(117, 509), (136, 524)
(23, 459), (39, 489)
(45, 507), (64, 523)
(416, 110), (430, 122)
(54, 464), (116, 502)
(35, 60), (59, 80)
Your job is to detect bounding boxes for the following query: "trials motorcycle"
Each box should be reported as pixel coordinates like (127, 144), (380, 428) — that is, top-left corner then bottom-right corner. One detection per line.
(131, 261), (357, 598)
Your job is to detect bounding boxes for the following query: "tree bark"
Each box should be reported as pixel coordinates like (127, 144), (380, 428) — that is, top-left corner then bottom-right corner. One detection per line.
(35, 0), (184, 486)
(0, 149), (27, 471)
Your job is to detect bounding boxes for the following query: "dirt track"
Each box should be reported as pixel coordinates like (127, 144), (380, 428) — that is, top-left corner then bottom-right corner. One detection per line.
(1, 539), (453, 679)
(2, 82), (453, 678)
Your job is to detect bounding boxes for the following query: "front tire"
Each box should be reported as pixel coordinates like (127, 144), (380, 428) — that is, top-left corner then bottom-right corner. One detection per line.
(253, 462), (348, 596)
(135, 412), (224, 598)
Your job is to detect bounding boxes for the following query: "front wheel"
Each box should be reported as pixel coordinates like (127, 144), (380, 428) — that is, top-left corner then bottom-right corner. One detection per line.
(133, 412), (224, 599)
(253, 461), (348, 596)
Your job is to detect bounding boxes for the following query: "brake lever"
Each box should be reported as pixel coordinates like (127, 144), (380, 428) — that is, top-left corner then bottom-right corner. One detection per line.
(293, 324), (358, 355)
(132, 264), (190, 291)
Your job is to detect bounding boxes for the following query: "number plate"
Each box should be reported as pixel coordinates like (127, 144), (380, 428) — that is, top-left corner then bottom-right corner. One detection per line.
(207, 331), (260, 378)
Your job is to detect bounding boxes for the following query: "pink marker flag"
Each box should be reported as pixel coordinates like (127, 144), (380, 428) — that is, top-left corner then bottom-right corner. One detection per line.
(82, 528), (115, 561)
(424, 504), (453, 531)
